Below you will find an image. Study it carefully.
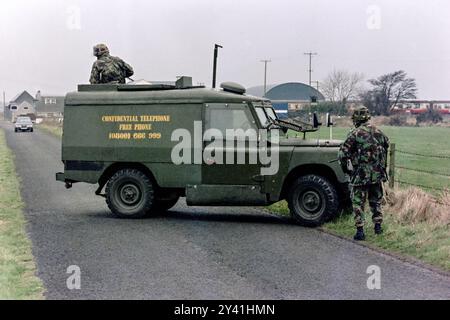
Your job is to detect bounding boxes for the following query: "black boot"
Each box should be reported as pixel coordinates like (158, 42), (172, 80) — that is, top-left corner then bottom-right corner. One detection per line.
(354, 227), (365, 241)
(374, 223), (383, 235)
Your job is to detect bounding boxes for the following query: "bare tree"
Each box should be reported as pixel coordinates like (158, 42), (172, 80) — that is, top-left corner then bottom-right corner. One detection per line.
(363, 70), (417, 115)
(322, 70), (364, 103)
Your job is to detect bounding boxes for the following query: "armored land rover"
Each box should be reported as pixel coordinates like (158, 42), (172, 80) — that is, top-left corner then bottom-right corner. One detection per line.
(56, 78), (349, 226)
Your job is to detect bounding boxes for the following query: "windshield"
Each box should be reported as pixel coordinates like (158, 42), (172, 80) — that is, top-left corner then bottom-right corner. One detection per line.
(17, 118), (31, 123)
(265, 107), (278, 120)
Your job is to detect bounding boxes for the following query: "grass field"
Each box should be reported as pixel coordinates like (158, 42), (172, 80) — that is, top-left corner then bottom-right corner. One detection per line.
(0, 130), (44, 299)
(294, 125), (450, 192)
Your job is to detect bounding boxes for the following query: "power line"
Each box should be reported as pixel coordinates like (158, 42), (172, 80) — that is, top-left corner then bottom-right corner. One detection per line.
(304, 52), (317, 86)
(260, 59), (271, 97)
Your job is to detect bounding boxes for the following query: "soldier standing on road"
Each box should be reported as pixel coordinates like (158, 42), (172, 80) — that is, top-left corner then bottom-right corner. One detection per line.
(89, 44), (134, 84)
(338, 106), (390, 241)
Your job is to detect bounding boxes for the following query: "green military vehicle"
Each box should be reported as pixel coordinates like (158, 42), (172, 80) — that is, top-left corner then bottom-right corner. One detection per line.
(56, 77), (349, 226)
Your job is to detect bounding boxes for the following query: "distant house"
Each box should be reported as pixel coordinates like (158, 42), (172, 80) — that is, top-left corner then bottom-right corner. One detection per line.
(4, 91), (37, 122)
(34, 91), (64, 119)
(391, 100), (450, 115)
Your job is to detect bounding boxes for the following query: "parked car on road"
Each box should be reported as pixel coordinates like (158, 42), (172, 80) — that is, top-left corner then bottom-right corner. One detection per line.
(14, 116), (34, 132)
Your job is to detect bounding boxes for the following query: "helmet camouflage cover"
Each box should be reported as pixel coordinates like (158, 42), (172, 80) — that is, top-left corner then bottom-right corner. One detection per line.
(352, 106), (371, 124)
(93, 44), (110, 57)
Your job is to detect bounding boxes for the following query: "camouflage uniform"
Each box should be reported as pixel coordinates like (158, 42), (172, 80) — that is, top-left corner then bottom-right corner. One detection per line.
(89, 44), (134, 84)
(338, 120), (389, 228)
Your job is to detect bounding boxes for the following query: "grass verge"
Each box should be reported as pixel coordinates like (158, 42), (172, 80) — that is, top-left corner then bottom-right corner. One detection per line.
(323, 213), (450, 272)
(0, 129), (44, 299)
(36, 123), (62, 138)
(270, 191), (450, 272)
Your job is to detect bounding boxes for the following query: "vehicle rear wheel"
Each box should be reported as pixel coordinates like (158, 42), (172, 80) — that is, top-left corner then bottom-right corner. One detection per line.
(288, 174), (339, 227)
(105, 169), (154, 219)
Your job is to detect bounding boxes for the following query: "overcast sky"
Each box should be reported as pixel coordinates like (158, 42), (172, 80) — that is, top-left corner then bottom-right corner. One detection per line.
(0, 0), (449, 100)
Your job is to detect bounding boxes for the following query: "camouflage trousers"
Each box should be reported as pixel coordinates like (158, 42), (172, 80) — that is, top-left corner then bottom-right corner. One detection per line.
(351, 183), (384, 227)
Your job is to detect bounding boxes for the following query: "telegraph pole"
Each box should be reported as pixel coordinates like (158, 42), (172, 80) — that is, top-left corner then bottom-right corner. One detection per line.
(304, 52), (317, 86)
(260, 59), (271, 97)
(2, 91), (5, 116)
(312, 81), (320, 91)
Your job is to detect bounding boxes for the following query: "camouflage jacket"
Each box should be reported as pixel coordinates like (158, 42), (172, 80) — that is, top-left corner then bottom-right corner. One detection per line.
(90, 54), (134, 84)
(338, 123), (390, 186)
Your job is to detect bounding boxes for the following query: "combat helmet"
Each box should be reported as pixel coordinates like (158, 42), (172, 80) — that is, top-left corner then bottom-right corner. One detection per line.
(352, 106), (371, 126)
(93, 44), (110, 57)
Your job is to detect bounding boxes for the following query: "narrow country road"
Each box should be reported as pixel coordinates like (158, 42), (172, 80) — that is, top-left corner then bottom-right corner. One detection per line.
(1, 120), (449, 300)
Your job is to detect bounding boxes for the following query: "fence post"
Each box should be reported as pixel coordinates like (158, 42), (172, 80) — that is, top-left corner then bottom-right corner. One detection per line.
(389, 143), (396, 188)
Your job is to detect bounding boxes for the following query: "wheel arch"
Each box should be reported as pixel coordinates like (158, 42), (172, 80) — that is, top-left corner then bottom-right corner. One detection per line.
(280, 164), (342, 200)
(98, 162), (158, 193)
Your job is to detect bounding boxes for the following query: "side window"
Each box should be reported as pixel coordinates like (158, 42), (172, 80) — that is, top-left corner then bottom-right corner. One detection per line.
(255, 107), (269, 127)
(206, 107), (256, 140)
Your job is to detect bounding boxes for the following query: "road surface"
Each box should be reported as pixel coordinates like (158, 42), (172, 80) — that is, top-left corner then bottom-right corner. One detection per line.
(1, 120), (449, 299)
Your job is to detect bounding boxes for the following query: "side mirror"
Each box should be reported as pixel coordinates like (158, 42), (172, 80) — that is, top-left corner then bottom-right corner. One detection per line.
(313, 112), (322, 128)
(326, 113), (334, 127)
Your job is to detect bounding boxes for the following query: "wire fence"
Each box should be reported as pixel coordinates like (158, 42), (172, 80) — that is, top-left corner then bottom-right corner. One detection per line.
(391, 144), (450, 193)
(397, 149), (450, 160)
(395, 179), (448, 192)
(396, 166), (450, 178)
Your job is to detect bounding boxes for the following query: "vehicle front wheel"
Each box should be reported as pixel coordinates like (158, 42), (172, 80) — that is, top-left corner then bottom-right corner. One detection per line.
(288, 174), (339, 227)
(105, 169), (155, 219)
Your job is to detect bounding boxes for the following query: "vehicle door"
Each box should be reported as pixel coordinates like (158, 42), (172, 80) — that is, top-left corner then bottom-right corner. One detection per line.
(201, 103), (262, 185)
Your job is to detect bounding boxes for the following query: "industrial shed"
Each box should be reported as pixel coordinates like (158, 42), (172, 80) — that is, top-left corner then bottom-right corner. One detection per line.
(247, 82), (325, 116)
